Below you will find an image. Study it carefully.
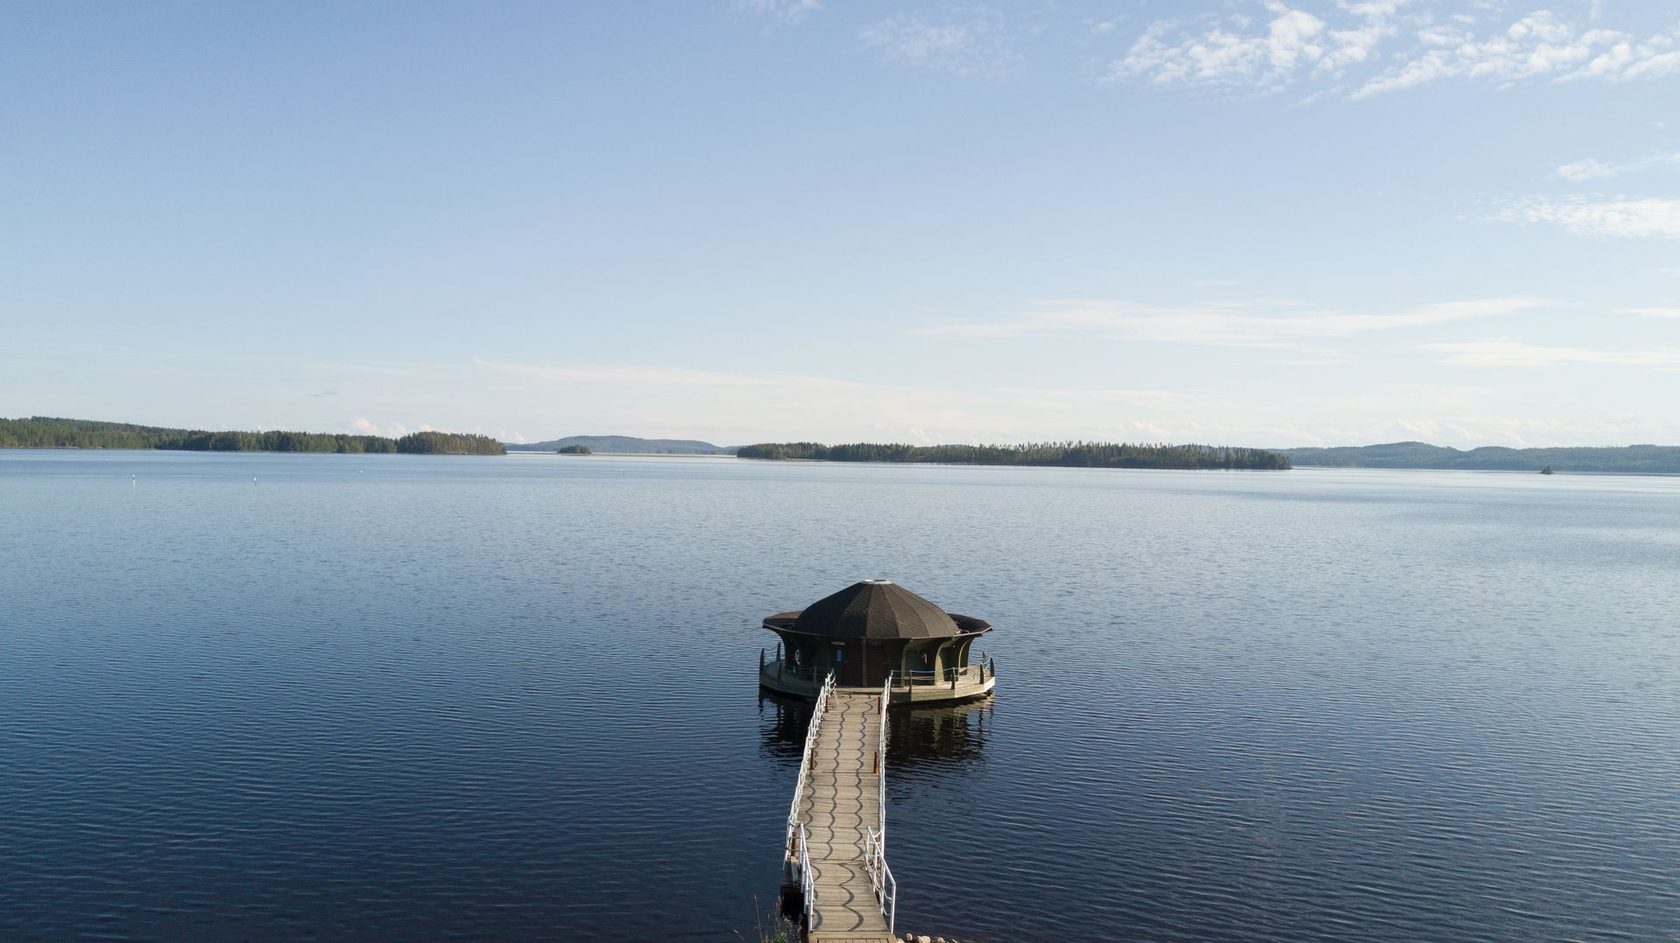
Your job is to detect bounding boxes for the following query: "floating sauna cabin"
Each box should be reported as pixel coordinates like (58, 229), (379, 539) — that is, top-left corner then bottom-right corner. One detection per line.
(759, 580), (996, 704)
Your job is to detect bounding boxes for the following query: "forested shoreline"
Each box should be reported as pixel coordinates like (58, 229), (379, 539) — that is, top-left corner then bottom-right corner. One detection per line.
(0, 417), (505, 455)
(736, 441), (1291, 470)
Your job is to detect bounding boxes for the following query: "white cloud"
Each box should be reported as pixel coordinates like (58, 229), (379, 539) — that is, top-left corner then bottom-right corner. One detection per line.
(1494, 196), (1680, 238)
(1110, 1), (1401, 92)
(733, 0), (821, 24)
(1354, 10), (1680, 97)
(1554, 158), (1619, 181)
(911, 296), (1542, 348)
(350, 417), (411, 437)
(1423, 337), (1680, 367)
(1108, 3), (1680, 98)
(1556, 152), (1680, 181)
(859, 9), (1021, 78)
(1626, 306), (1680, 319)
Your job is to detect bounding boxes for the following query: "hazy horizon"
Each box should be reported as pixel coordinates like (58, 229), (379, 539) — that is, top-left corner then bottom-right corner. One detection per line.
(8, 414), (1679, 453)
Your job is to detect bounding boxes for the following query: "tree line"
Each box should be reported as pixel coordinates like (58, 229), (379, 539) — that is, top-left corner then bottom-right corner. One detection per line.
(736, 440), (1291, 470)
(0, 417), (506, 455)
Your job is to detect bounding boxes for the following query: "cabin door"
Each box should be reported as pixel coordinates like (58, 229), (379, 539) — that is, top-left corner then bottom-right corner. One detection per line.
(832, 642), (863, 686)
(864, 641), (887, 686)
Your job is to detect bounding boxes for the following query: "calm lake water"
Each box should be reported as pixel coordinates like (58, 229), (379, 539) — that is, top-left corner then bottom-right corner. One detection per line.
(2, 450), (1677, 942)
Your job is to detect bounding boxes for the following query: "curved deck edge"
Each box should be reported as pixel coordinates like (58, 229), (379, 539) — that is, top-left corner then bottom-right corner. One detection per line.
(759, 661), (995, 705)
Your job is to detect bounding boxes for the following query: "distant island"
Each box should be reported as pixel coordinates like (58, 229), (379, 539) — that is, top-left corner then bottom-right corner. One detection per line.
(0, 417), (506, 455)
(736, 441), (1292, 470)
(1278, 441), (1680, 475)
(556, 444), (592, 455)
(506, 435), (733, 455)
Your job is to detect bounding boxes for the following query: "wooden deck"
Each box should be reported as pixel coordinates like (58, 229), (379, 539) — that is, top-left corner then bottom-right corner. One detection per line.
(761, 658), (997, 704)
(793, 690), (895, 943)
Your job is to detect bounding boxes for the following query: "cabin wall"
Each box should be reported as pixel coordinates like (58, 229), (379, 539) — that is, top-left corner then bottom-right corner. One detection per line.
(770, 632), (987, 687)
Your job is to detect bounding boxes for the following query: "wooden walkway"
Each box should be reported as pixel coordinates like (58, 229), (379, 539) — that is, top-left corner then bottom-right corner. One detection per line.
(791, 690), (895, 943)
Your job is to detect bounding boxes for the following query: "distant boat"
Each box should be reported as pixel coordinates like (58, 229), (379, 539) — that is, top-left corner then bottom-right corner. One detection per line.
(1540, 465), (1554, 475)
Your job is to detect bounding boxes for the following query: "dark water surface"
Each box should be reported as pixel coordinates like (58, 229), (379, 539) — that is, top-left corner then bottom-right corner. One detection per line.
(2, 450), (1677, 942)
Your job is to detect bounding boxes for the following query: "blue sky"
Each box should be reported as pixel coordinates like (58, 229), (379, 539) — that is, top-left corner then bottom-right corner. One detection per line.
(3, 0), (1677, 447)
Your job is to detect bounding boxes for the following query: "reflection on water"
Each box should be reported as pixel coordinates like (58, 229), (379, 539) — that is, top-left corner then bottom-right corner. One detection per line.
(887, 697), (992, 769)
(758, 692), (993, 770)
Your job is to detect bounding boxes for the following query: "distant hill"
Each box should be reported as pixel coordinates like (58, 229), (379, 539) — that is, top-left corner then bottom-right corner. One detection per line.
(1279, 441), (1680, 474)
(507, 435), (734, 455)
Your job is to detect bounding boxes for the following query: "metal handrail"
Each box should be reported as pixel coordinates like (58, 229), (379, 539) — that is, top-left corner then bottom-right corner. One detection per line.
(878, 671), (891, 844)
(761, 655), (821, 682)
(784, 672), (835, 881)
(864, 826), (896, 935)
(780, 662), (819, 681)
(898, 656), (995, 686)
(798, 822), (816, 928)
(863, 674), (896, 934)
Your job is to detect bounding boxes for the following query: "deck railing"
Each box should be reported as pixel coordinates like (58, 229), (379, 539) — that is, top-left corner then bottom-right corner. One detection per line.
(761, 649), (820, 683)
(797, 822), (816, 925)
(897, 655), (995, 688)
(877, 671), (891, 838)
(864, 826), (896, 936)
(863, 672), (896, 934)
(783, 671), (835, 911)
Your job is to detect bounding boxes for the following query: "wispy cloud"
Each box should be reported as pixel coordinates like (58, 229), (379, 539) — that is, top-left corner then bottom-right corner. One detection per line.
(997, 386), (1213, 408)
(1423, 337), (1680, 367)
(910, 297), (1542, 349)
(733, 0), (821, 24)
(1494, 196), (1680, 238)
(466, 358), (988, 444)
(1108, 3), (1680, 99)
(471, 359), (810, 389)
(859, 7), (1020, 78)
(1626, 306), (1680, 319)
(1556, 152), (1680, 181)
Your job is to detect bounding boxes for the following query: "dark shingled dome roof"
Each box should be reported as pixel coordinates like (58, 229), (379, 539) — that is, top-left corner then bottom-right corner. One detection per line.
(778, 580), (989, 640)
